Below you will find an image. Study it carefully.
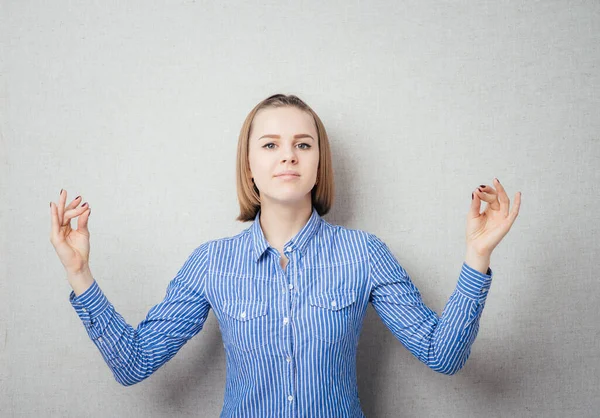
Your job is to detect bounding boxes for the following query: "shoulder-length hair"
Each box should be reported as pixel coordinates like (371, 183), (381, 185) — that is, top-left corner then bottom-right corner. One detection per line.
(235, 94), (335, 222)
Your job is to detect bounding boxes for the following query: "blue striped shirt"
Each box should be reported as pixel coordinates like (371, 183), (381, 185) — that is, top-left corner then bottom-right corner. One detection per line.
(69, 206), (493, 417)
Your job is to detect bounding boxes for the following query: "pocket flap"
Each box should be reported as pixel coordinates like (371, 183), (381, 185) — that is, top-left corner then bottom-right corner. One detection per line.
(309, 290), (357, 311)
(223, 300), (268, 321)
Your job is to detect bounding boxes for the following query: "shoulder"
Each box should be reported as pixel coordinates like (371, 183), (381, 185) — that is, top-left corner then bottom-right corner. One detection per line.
(188, 227), (251, 258)
(324, 218), (385, 242)
(320, 219), (386, 256)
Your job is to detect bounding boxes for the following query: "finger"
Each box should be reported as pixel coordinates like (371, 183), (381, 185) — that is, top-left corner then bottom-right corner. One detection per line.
(63, 203), (90, 226)
(65, 195), (83, 212)
(58, 189), (67, 226)
(77, 207), (91, 235)
(508, 191), (521, 224)
(469, 188), (482, 218)
(493, 178), (510, 217)
(476, 185), (501, 211)
(474, 187), (492, 205)
(478, 184), (497, 196)
(50, 202), (61, 242)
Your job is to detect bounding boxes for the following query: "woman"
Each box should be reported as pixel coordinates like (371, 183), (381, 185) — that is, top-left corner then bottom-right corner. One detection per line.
(49, 94), (521, 417)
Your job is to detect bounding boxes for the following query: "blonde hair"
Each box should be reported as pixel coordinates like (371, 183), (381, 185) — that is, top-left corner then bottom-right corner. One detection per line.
(235, 94), (335, 222)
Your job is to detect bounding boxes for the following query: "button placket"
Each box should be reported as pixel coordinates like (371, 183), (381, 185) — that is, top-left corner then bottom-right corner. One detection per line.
(279, 246), (298, 406)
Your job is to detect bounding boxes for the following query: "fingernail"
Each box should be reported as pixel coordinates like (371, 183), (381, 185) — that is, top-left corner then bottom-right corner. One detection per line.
(49, 202), (52, 207)
(60, 189), (63, 195)
(478, 188), (482, 192)
(75, 196), (81, 200)
(472, 193), (474, 200)
(82, 202), (88, 207)
(479, 185), (485, 188)
(495, 178), (500, 184)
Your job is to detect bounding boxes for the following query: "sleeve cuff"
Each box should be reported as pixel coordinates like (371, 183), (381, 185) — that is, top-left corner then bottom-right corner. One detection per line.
(69, 280), (111, 340)
(456, 261), (493, 301)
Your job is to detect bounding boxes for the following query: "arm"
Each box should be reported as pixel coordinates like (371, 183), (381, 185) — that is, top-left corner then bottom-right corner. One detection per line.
(368, 234), (492, 375)
(69, 243), (211, 386)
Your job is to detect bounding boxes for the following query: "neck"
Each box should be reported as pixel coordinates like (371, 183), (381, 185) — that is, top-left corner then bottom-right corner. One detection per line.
(258, 200), (313, 251)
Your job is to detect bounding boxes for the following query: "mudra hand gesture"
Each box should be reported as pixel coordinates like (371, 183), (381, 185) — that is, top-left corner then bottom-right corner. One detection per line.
(49, 190), (92, 275)
(467, 178), (521, 257)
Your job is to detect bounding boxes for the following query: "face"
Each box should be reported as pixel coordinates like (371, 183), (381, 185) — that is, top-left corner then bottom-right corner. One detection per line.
(248, 106), (320, 207)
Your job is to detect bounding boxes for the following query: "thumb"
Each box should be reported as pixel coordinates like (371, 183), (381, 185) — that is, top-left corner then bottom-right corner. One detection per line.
(468, 191), (481, 219)
(77, 207), (91, 235)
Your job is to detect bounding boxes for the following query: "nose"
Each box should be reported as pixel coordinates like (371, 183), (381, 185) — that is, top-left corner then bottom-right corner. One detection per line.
(281, 145), (298, 164)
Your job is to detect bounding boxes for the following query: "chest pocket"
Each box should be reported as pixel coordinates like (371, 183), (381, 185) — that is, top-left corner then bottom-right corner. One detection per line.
(308, 290), (357, 344)
(222, 300), (270, 352)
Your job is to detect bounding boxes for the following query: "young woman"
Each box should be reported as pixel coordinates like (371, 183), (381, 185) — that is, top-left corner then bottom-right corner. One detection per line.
(50, 94), (521, 417)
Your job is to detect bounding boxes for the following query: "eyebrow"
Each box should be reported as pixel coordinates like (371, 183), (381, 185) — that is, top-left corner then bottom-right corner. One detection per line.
(258, 134), (315, 141)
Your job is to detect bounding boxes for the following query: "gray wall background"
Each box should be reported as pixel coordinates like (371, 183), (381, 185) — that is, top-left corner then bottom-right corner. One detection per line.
(2, 1), (599, 417)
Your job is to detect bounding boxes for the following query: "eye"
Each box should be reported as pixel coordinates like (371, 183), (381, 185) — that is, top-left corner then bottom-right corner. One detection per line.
(262, 143), (312, 150)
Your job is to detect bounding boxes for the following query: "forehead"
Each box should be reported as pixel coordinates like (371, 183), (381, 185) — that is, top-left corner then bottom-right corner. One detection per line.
(251, 106), (316, 136)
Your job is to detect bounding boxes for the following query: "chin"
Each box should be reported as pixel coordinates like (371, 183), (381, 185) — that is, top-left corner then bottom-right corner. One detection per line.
(264, 189), (313, 203)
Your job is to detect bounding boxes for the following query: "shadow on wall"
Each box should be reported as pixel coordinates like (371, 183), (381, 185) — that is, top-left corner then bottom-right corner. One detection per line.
(155, 313), (226, 412)
(357, 283), (537, 416)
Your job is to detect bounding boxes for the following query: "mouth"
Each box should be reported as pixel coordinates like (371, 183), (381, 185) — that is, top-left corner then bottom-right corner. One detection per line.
(276, 174), (300, 179)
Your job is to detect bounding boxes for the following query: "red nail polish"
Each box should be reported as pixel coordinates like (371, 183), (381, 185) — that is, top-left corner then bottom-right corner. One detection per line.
(82, 202), (88, 207)
(472, 193), (474, 200)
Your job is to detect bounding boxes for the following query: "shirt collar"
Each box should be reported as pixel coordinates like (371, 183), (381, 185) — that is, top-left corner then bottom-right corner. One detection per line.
(250, 206), (322, 263)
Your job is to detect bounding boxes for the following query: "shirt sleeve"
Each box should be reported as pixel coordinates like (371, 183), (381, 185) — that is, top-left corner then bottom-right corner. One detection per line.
(367, 234), (493, 375)
(69, 243), (211, 386)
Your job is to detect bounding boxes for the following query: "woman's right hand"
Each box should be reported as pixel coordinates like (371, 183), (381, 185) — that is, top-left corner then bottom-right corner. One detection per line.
(49, 189), (92, 275)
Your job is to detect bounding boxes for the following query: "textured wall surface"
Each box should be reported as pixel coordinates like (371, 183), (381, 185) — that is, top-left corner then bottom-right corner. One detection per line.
(1, 0), (599, 416)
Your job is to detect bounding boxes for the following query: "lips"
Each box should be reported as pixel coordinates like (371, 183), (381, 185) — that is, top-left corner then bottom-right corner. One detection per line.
(275, 172), (300, 177)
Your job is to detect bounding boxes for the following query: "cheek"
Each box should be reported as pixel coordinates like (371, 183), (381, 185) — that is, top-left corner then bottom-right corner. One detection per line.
(310, 154), (320, 171)
(248, 152), (266, 170)
(249, 159), (274, 181)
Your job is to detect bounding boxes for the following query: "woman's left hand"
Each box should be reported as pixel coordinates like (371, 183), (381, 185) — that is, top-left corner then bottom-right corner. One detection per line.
(467, 178), (521, 256)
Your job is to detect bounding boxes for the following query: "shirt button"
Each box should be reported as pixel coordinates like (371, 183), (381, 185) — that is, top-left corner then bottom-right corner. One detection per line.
(241, 311), (246, 318)
(288, 395), (294, 402)
(289, 283), (294, 290)
(286, 246), (293, 252)
(331, 300), (337, 307)
(283, 317), (289, 325)
(286, 357), (291, 363)
(480, 288), (488, 293)
(82, 308), (87, 312)
(98, 337), (103, 342)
